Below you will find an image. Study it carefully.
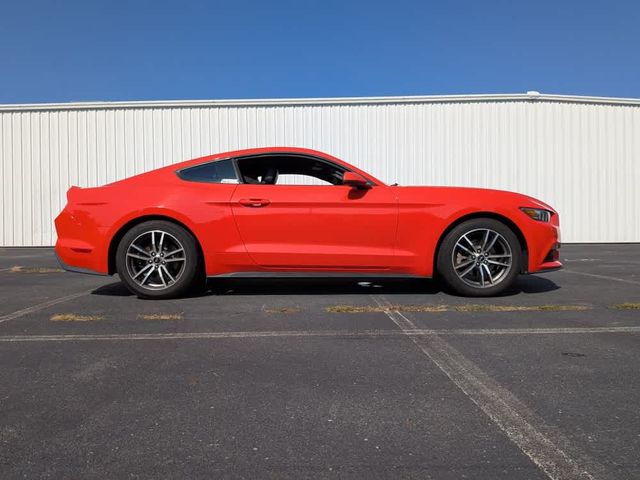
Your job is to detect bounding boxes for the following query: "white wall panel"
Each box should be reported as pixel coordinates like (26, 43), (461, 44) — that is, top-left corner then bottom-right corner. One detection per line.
(0, 94), (639, 245)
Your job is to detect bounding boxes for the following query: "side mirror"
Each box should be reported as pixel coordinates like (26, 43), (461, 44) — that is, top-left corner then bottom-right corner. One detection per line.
(343, 171), (370, 189)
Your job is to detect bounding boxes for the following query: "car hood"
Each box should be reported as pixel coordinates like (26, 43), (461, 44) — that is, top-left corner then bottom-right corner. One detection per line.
(394, 186), (556, 214)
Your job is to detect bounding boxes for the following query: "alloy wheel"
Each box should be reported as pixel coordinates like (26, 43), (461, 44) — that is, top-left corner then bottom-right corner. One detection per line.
(451, 228), (513, 288)
(125, 230), (186, 290)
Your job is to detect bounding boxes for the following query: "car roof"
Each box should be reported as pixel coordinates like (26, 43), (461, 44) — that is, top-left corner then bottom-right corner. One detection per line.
(173, 147), (385, 185)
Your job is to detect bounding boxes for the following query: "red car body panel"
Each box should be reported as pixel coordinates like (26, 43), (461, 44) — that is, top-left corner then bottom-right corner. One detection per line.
(55, 147), (561, 278)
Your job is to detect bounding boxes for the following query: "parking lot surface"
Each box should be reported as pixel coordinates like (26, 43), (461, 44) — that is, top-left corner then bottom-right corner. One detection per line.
(1, 245), (639, 479)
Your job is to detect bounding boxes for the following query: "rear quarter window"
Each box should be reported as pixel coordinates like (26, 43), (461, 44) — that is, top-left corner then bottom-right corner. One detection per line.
(177, 159), (238, 183)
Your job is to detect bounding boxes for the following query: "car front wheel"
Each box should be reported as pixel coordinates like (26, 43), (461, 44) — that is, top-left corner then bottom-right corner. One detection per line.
(437, 218), (521, 297)
(115, 220), (201, 299)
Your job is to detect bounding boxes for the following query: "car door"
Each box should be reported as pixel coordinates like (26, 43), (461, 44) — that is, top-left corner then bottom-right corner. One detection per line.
(230, 156), (398, 270)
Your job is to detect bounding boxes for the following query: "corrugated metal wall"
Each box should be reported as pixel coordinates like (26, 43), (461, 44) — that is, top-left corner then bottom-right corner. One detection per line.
(1, 95), (639, 245)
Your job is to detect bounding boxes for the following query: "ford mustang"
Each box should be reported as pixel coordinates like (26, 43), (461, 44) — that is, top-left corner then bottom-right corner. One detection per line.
(55, 147), (561, 298)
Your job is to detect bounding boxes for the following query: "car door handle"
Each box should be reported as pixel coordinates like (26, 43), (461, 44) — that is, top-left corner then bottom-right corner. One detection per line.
(238, 198), (271, 208)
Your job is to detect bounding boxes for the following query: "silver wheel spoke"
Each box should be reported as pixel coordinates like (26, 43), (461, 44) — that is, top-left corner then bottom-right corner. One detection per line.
(482, 264), (494, 284)
(488, 259), (510, 267)
(131, 244), (151, 257)
(462, 234), (477, 252)
(456, 243), (474, 255)
(151, 231), (156, 252)
(158, 232), (165, 251)
(157, 267), (167, 287)
(479, 265), (485, 286)
(161, 265), (175, 284)
(488, 253), (511, 258)
(132, 264), (153, 280)
(485, 232), (499, 252)
(165, 247), (184, 258)
(141, 266), (154, 285)
(459, 263), (476, 278)
(127, 252), (150, 261)
(455, 259), (475, 270)
(164, 257), (185, 263)
(481, 230), (490, 250)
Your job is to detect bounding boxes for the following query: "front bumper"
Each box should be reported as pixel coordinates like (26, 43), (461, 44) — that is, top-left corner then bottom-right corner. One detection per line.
(526, 221), (562, 273)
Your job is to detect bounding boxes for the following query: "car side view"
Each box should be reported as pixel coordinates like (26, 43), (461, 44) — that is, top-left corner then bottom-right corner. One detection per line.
(55, 147), (561, 298)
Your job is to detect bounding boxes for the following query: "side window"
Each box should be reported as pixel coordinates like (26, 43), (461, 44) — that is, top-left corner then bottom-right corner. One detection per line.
(235, 155), (346, 186)
(277, 174), (333, 186)
(177, 159), (238, 184)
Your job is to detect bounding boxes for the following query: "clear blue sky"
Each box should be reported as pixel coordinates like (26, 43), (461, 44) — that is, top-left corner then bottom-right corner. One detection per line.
(1, 0), (639, 103)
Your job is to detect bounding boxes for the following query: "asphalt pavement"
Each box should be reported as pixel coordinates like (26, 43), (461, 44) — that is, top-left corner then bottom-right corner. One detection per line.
(0, 244), (639, 479)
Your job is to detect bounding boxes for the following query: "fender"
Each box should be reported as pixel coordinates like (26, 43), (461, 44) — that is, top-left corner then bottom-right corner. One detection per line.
(431, 208), (530, 276)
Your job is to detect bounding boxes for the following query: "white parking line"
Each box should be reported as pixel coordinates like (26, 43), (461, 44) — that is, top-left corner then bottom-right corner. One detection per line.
(1, 325), (639, 343)
(371, 295), (608, 480)
(0, 330), (377, 342)
(0, 289), (94, 324)
(563, 269), (640, 286)
(0, 253), (54, 260)
(440, 326), (640, 335)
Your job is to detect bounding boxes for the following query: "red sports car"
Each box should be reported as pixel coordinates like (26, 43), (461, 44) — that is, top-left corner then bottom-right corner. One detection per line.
(55, 147), (561, 298)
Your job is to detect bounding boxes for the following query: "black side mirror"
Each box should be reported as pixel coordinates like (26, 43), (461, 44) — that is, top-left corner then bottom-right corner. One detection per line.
(343, 172), (369, 189)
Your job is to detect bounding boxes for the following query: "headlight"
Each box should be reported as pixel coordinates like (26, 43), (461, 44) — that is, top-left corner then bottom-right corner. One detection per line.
(520, 207), (552, 222)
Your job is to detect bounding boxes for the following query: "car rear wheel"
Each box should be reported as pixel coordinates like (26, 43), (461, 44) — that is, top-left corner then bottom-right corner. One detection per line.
(437, 218), (521, 297)
(116, 220), (201, 299)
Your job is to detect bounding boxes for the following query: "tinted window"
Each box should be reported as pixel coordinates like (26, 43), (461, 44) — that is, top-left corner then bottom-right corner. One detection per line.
(177, 159), (238, 184)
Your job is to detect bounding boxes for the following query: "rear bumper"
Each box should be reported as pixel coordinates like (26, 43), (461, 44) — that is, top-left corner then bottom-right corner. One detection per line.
(55, 252), (108, 276)
(54, 209), (110, 275)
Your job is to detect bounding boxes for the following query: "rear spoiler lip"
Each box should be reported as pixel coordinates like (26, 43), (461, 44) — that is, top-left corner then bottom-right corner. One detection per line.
(66, 186), (81, 203)
(66, 185), (111, 206)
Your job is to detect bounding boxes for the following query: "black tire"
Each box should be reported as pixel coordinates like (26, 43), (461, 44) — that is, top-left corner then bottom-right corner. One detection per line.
(436, 218), (521, 297)
(116, 220), (201, 299)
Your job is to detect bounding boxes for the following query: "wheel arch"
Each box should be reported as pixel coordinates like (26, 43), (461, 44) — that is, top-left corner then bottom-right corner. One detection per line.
(433, 212), (529, 275)
(108, 215), (205, 275)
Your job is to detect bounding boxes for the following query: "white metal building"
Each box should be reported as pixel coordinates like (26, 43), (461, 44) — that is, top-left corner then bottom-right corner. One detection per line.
(1, 92), (639, 246)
